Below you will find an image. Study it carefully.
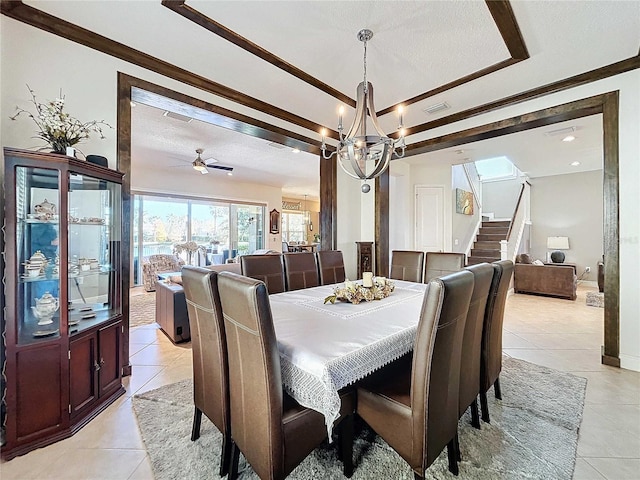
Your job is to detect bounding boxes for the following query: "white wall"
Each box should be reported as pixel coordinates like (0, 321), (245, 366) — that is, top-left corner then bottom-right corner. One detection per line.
(482, 177), (524, 219)
(451, 164), (480, 254)
(530, 170), (604, 282)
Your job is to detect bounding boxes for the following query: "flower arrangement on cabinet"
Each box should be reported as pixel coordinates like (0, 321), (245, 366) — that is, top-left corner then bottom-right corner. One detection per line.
(324, 277), (395, 305)
(9, 85), (112, 154)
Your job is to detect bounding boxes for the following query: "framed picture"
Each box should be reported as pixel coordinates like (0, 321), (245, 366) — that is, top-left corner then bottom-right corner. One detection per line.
(455, 188), (474, 215)
(269, 209), (280, 234)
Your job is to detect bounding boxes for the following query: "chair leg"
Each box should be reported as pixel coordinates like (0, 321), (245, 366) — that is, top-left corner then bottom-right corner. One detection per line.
(339, 414), (354, 478)
(414, 473), (424, 480)
(190, 407), (202, 441)
(470, 398), (481, 429)
(219, 432), (232, 477)
(454, 432), (461, 462)
(494, 377), (502, 400)
(228, 441), (240, 480)
(447, 439), (459, 475)
(480, 390), (490, 423)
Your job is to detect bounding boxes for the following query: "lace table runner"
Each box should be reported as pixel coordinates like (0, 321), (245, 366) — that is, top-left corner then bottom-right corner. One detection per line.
(269, 280), (428, 435)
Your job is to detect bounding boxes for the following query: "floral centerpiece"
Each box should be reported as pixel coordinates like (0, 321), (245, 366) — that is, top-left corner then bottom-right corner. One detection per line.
(9, 85), (112, 154)
(324, 277), (395, 305)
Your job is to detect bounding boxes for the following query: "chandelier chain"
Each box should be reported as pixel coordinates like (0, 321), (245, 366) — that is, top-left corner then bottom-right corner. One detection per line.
(363, 38), (368, 94)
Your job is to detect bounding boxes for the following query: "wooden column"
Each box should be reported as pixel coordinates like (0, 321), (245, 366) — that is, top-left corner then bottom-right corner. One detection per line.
(375, 169), (390, 277)
(320, 152), (337, 251)
(117, 73), (132, 376)
(601, 91), (620, 367)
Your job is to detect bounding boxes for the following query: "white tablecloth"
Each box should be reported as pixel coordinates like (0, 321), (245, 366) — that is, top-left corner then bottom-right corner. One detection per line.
(269, 280), (428, 434)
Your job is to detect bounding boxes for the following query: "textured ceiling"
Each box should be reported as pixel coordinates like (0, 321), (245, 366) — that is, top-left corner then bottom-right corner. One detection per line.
(22, 0), (639, 196)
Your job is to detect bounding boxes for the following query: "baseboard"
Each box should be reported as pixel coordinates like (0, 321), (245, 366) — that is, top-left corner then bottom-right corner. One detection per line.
(601, 354), (621, 367)
(620, 354), (640, 372)
(578, 280), (598, 288)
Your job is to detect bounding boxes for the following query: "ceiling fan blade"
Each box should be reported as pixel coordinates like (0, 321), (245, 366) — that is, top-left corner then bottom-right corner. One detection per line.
(206, 164), (234, 172)
(200, 167), (209, 175)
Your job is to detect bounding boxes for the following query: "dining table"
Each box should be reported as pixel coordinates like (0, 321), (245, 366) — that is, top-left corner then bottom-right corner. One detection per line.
(269, 279), (428, 435)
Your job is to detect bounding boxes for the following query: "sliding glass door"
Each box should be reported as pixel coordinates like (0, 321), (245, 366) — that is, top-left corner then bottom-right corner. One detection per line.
(131, 193), (265, 285)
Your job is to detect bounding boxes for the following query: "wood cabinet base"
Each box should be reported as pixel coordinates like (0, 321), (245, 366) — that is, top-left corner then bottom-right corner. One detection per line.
(2, 386), (125, 461)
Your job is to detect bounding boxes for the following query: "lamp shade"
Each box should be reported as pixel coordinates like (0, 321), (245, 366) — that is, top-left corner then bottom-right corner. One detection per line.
(547, 236), (570, 249)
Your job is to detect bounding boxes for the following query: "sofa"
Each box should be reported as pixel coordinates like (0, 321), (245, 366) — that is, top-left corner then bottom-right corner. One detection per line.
(154, 263), (242, 343)
(514, 263), (577, 300)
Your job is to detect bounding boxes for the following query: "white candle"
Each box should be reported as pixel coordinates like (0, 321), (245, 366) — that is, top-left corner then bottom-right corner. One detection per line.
(363, 272), (373, 288)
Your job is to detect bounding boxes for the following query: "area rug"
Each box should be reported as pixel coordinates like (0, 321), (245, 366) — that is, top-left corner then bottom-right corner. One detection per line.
(129, 292), (156, 327)
(132, 358), (586, 480)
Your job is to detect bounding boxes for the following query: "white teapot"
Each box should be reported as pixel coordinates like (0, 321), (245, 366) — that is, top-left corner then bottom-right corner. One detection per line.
(32, 292), (59, 325)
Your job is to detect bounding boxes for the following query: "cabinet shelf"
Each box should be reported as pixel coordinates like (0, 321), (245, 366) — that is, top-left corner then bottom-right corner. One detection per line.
(18, 267), (115, 284)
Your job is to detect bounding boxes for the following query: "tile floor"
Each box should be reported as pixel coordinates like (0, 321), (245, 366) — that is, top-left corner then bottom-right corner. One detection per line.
(1, 285), (638, 479)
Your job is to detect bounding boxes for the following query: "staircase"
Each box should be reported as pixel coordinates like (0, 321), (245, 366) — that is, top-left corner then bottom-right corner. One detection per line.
(467, 220), (510, 265)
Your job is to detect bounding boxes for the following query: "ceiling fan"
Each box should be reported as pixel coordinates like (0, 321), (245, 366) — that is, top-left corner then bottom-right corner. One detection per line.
(191, 148), (234, 176)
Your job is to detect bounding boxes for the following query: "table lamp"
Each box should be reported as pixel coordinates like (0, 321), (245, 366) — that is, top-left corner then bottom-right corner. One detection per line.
(547, 236), (570, 263)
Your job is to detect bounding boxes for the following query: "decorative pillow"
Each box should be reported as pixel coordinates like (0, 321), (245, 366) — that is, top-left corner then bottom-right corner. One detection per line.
(518, 253), (533, 264)
(532, 259), (544, 266)
(169, 275), (183, 285)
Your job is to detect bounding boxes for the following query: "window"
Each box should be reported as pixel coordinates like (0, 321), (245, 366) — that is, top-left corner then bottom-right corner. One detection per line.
(131, 193), (264, 285)
(282, 212), (306, 243)
(475, 156), (518, 181)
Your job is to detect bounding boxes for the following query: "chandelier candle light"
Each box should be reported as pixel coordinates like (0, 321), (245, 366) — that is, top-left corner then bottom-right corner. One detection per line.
(321, 29), (406, 193)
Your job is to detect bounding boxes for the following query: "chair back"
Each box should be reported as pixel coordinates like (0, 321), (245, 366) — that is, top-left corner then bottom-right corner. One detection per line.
(181, 266), (229, 436)
(217, 272), (286, 479)
(390, 250), (425, 283)
(316, 250), (346, 285)
(240, 254), (286, 294)
(459, 263), (494, 417)
(410, 270), (474, 469)
(283, 252), (319, 291)
(424, 252), (465, 282)
(481, 260), (514, 392)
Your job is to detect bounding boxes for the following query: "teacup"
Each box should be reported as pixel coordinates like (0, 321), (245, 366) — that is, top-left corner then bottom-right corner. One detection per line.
(27, 268), (41, 278)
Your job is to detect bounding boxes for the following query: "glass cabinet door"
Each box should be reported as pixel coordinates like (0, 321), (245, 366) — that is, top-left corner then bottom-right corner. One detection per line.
(16, 166), (62, 344)
(67, 173), (121, 334)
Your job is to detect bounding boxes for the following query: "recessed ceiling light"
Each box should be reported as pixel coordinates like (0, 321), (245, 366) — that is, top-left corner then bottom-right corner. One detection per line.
(227, 172), (233, 176)
(570, 161), (581, 166)
(292, 148), (300, 154)
(562, 135), (576, 142)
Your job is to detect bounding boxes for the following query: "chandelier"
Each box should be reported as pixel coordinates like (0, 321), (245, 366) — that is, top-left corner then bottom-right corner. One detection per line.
(321, 29), (406, 193)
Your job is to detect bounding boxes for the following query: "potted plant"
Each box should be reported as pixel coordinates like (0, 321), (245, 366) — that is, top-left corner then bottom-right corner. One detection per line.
(9, 85), (112, 155)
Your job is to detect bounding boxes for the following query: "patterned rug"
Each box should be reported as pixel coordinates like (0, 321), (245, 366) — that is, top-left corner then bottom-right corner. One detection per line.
(133, 358), (587, 479)
(129, 292), (156, 327)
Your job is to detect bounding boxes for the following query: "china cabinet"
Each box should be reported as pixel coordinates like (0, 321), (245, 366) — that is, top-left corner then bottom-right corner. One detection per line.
(1, 148), (125, 459)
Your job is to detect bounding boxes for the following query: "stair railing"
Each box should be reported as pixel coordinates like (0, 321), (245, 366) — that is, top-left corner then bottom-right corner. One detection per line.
(501, 181), (531, 261)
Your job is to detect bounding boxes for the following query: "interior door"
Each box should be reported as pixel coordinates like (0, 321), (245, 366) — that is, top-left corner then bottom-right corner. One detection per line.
(415, 185), (444, 252)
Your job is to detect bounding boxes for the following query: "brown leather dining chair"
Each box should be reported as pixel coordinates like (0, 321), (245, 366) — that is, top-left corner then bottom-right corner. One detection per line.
(390, 250), (425, 283)
(479, 260), (514, 423)
(458, 263), (494, 431)
(217, 272), (355, 480)
(424, 252), (466, 282)
(240, 253), (286, 294)
(356, 270), (474, 479)
(316, 250), (346, 285)
(283, 252), (319, 291)
(181, 266), (231, 476)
